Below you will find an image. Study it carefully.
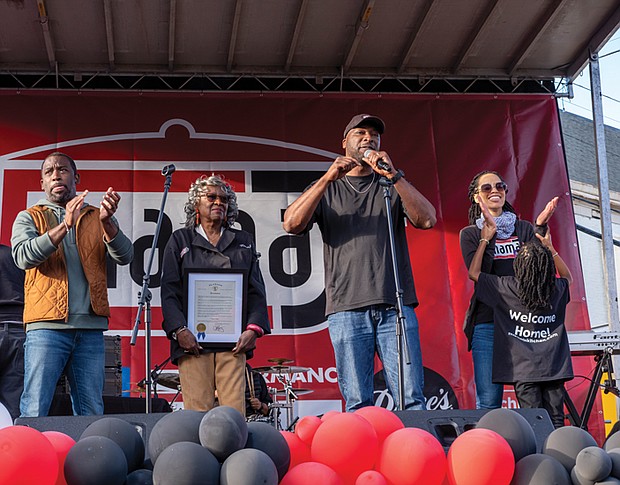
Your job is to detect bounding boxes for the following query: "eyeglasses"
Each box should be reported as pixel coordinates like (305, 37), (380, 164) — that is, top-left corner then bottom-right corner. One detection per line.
(202, 193), (229, 204)
(476, 182), (507, 194)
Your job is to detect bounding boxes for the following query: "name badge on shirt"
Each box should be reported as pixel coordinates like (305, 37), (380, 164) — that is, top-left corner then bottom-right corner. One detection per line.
(494, 237), (520, 260)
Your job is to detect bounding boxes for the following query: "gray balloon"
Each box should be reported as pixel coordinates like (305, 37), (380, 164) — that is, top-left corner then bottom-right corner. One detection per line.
(511, 453), (570, 485)
(594, 477), (620, 484)
(80, 416), (145, 472)
(571, 466), (596, 485)
(152, 441), (220, 485)
(543, 426), (598, 472)
(245, 422), (291, 480)
(199, 406), (248, 462)
(576, 446), (612, 482)
(608, 449), (620, 479)
(477, 408), (537, 462)
(606, 434), (620, 452)
(220, 448), (278, 485)
(148, 410), (205, 465)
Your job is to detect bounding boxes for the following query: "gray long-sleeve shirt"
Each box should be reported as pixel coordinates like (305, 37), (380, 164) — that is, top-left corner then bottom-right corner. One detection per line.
(11, 199), (133, 330)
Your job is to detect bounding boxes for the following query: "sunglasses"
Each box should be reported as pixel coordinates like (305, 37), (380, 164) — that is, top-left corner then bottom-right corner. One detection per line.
(477, 182), (507, 194)
(202, 193), (229, 204)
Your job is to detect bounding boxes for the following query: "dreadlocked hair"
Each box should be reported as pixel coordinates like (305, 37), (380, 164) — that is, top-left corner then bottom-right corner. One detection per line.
(467, 170), (517, 225)
(514, 241), (556, 311)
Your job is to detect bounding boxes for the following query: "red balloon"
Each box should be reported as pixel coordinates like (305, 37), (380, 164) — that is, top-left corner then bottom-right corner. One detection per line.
(280, 462), (344, 485)
(354, 407), (405, 447)
(295, 415), (323, 446)
(281, 430), (312, 469)
(447, 428), (515, 485)
(355, 470), (388, 484)
(43, 431), (76, 485)
(311, 413), (379, 484)
(378, 427), (446, 485)
(0, 425), (59, 485)
(321, 410), (341, 422)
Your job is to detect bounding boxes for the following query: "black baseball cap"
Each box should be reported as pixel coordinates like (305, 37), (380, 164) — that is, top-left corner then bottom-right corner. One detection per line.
(343, 114), (385, 137)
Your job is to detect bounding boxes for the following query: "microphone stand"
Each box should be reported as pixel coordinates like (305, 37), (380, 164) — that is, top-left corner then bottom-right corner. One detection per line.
(379, 176), (410, 411)
(130, 164), (176, 413)
(136, 356), (172, 401)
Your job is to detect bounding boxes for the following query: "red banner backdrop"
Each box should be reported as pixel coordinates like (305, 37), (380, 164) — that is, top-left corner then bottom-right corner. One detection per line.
(0, 91), (601, 438)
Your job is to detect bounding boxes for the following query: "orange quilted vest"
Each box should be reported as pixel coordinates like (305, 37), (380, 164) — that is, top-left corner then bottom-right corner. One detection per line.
(23, 205), (110, 323)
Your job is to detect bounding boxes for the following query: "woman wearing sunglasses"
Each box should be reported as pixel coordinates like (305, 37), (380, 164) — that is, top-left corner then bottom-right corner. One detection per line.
(160, 174), (270, 415)
(459, 170), (558, 409)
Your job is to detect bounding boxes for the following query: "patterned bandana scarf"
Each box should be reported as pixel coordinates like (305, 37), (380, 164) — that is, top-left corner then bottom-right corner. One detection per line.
(476, 210), (516, 239)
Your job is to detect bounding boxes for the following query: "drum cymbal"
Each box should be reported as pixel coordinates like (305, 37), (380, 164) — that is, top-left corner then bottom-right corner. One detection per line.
(271, 388), (314, 396)
(123, 387), (145, 393)
(155, 372), (181, 390)
(267, 357), (294, 365)
(253, 365), (310, 375)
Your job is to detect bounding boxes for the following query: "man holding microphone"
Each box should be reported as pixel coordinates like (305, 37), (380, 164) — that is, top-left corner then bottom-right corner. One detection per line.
(283, 114), (436, 411)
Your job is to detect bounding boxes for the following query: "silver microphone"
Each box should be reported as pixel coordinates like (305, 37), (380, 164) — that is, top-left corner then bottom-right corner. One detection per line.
(363, 150), (392, 173)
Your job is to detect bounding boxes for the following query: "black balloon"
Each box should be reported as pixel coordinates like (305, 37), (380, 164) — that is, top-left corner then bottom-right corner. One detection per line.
(152, 441), (220, 485)
(543, 426), (598, 472)
(147, 409), (204, 465)
(575, 446), (612, 482)
(64, 435), (128, 485)
(245, 422), (291, 480)
(511, 453), (570, 485)
(80, 416), (145, 472)
(221, 448), (279, 485)
(476, 408), (537, 462)
(199, 406), (248, 462)
(125, 468), (153, 485)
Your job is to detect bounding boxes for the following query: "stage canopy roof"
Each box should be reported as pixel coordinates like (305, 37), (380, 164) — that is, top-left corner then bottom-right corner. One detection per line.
(0, 0), (619, 92)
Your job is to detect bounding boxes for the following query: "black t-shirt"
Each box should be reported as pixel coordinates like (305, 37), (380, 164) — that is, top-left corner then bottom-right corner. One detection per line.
(477, 273), (573, 384)
(305, 174), (417, 316)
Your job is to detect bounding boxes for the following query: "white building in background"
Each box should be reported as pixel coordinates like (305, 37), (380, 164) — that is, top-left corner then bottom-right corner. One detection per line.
(560, 110), (620, 329)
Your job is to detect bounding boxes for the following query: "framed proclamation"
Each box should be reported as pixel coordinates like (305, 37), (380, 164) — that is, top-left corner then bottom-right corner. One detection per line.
(184, 269), (247, 346)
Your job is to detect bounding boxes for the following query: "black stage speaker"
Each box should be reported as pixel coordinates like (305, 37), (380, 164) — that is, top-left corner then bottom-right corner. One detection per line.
(15, 412), (170, 445)
(48, 395), (172, 416)
(394, 408), (555, 452)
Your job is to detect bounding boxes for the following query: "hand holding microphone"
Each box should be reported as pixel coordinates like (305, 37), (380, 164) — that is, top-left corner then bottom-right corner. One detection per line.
(363, 149), (392, 173)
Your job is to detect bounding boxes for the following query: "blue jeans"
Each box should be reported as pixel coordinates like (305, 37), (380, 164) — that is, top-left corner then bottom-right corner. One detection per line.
(471, 323), (503, 409)
(328, 305), (426, 411)
(21, 329), (105, 417)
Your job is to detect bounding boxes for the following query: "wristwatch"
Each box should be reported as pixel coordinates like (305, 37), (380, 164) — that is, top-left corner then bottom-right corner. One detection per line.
(389, 169), (405, 184)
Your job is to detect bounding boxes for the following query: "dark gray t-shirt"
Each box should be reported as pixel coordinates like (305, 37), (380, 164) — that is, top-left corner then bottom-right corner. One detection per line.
(306, 173), (418, 316)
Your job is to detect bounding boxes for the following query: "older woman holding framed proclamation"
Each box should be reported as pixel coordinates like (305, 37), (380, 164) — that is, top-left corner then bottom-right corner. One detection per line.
(161, 174), (270, 414)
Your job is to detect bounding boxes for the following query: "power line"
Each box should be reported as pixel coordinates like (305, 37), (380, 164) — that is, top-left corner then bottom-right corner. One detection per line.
(559, 99), (620, 128)
(572, 82), (620, 106)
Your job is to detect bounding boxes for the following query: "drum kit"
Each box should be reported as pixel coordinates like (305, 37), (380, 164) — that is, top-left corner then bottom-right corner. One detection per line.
(126, 357), (312, 430)
(253, 357), (313, 430)
(125, 371), (182, 405)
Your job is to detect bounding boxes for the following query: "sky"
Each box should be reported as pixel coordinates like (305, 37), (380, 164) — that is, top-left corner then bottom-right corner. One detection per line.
(558, 31), (620, 130)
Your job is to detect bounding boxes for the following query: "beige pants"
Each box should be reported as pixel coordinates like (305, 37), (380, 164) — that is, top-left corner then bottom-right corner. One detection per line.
(178, 351), (246, 416)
